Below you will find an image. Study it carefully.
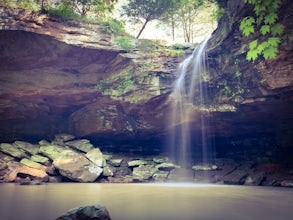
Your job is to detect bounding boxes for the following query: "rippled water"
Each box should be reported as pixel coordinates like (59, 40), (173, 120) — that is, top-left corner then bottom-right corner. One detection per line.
(0, 183), (292, 220)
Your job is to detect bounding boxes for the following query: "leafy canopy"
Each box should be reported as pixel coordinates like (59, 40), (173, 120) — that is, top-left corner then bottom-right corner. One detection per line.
(122, 0), (177, 38)
(240, 0), (284, 61)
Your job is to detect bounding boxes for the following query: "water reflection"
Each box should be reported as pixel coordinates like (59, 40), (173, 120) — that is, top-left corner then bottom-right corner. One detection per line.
(0, 183), (292, 220)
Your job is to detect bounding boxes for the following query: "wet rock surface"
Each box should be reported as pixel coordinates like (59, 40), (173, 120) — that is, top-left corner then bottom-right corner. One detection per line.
(0, 135), (292, 186)
(0, 1), (292, 186)
(56, 205), (111, 220)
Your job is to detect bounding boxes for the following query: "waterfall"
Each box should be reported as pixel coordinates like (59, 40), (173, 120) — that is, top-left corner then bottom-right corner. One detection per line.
(168, 38), (214, 171)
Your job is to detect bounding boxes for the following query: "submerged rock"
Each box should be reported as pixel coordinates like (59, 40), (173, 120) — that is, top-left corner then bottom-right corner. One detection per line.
(56, 205), (111, 220)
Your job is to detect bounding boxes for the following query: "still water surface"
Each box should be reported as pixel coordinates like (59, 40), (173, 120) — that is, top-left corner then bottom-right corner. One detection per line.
(0, 183), (292, 220)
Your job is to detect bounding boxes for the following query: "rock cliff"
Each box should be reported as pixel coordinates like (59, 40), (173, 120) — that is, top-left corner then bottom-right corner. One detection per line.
(0, 0), (292, 168)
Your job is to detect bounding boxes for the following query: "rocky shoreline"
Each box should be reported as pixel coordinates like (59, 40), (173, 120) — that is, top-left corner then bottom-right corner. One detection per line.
(0, 134), (292, 187)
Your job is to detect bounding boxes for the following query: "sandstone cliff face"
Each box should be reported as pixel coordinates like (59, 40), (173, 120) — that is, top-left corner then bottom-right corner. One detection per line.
(0, 1), (292, 164)
(0, 6), (179, 144)
(205, 0), (292, 157)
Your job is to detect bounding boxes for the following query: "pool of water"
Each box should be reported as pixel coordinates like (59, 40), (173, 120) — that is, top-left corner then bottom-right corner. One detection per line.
(0, 183), (292, 220)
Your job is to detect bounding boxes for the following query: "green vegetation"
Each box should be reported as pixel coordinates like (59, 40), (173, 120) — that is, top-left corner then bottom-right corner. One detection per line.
(216, 80), (245, 102)
(46, 4), (82, 20)
(114, 37), (135, 51)
(122, 0), (178, 38)
(101, 19), (124, 35)
(240, 0), (284, 61)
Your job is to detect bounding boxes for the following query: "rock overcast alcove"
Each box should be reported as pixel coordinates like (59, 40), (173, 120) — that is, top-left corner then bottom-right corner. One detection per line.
(0, 0), (292, 177)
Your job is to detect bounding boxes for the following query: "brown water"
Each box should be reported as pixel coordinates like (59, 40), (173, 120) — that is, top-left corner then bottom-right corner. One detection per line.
(0, 183), (292, 220)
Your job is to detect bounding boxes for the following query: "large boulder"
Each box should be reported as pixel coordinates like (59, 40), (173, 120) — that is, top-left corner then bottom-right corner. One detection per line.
(53, 150), (103, 182)
(132, 165), (157, 181)
(56, 205), (111, 220)
(86, 148), (104, 167)
(39, 145), (67, 160)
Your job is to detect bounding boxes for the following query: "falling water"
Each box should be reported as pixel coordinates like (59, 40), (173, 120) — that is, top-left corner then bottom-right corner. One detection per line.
(168, 38), (214, 171)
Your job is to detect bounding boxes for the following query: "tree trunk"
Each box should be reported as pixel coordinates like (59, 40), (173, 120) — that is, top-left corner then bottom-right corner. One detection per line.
(171, 20), (175, 41)
(136, 15), (151, 39)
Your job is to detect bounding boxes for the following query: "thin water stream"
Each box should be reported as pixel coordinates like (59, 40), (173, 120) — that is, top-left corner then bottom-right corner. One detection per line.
(0, 183), (292, 220)
(169, 38), (213, 169)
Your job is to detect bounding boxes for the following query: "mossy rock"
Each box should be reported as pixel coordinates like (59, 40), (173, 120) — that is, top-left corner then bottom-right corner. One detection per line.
(155, 162), (180, 171)
(127, 159), (148, 167)
(65, 139), (94, 153)
(31, 154), (50, 165)
(14, 141), (40, 155)
(20, 158), (42, 169)
(132, 165), (157, 181)
(109, 159), (123, 167)
(39, 145), (66, 160)
(153, 156), (170, 164)
(102, 153), (112, 161)
(102, 165), (115, 177)
(0, 143), (28, 159)
(153, 171), (169, 181)
(86, 148), (105, 167)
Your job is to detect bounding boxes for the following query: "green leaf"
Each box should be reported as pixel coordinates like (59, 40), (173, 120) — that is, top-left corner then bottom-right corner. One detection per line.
(267, 37), (280, 47)
(271, 23), (284, 36)
(254, 4), (266, 16)
(263, 46), (278, 59)
(246, 49), (259, 61)
(270, 0), (281, 11)
(264, 12), (278, 25)
(257, 41), (269, 53)
(260, 25), (270, 35)
(240, 17), (255, 37)
(249, 39), (258, 50)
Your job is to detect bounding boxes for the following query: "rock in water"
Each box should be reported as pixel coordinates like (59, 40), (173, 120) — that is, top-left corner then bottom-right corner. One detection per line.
(56, 205), (111, 220)
(53, 150), (103, 182)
